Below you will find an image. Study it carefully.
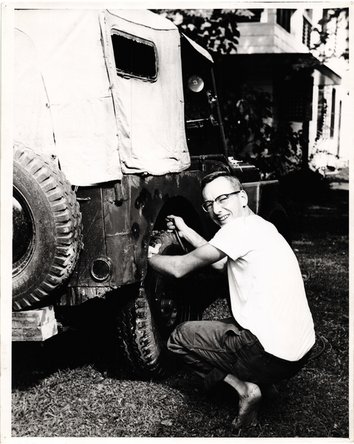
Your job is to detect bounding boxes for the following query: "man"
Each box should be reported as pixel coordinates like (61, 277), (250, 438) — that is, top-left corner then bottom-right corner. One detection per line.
(148, 170), (315, 430)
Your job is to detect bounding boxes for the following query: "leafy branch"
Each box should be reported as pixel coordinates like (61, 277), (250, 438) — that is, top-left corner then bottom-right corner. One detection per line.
(154, 9), (255, 55)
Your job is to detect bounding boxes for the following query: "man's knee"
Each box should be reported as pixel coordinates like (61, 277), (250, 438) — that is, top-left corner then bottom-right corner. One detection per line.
(167, 321), (198, 353)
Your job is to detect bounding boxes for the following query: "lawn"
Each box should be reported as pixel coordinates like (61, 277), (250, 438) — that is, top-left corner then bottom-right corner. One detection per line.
(10, 187), (350, 438)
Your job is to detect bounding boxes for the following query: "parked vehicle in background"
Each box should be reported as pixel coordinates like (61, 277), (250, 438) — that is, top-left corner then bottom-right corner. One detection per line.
(12, 9), (286, 378)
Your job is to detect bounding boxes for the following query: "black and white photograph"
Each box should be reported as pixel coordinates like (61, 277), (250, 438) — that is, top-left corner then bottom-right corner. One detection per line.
(1, 2), (352, 441)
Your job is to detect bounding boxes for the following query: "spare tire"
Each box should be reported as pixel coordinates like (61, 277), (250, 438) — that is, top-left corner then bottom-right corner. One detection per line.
(12, 144), (82, 310)
(113, 231), (203, 378)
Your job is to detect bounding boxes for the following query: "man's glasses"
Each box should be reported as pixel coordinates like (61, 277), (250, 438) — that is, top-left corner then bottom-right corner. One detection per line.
(201, 190), (241, 213)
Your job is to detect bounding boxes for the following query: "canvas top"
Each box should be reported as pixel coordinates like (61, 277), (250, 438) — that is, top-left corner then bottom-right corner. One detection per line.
(14, 9), (190, 186)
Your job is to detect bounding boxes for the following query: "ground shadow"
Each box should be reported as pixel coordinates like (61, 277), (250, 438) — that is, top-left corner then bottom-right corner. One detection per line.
(12, 298), (126, 390)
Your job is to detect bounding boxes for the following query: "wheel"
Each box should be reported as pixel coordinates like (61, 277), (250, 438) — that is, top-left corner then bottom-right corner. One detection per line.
(114, 231), (202, 378)
(12, 144), (82, 310)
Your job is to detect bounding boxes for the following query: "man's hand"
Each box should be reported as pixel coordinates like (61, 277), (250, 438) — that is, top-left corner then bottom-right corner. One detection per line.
(166, 215), (188, 238)
(166, 215), (207, 249)
(148, 215), (227, 275)
(148, 243), (226, 279)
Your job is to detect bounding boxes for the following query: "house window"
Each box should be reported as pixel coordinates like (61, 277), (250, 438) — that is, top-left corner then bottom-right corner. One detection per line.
(330, 88), (336, 138)
(111, 31), (157, 81)
(278, 73), (313, 122)
(302, 17), (312, 48)
(316, 86), (327, 140)
(321, 9), (330, 33)
(337, 100), (342, 156)
(276, 9), (293, 33)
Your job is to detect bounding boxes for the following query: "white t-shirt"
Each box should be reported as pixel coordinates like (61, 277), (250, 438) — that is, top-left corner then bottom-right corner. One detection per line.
(209, 215), (315, 361)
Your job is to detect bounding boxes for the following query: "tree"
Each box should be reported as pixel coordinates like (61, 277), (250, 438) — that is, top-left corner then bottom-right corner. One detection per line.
(155, 9), (340, 179)
(223, 86), (303, 178)
(311, 8), (349, 62)
(155, 9), (256, 55)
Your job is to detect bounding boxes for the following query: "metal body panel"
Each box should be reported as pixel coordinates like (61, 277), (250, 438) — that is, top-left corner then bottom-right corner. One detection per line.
(69, 188), (107, 286)
(67, 171), (207, 294)
(65, 166), (275, 305)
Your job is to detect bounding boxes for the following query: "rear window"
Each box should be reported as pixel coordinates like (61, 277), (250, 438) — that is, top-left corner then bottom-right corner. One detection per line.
(111, 31), (157, 81)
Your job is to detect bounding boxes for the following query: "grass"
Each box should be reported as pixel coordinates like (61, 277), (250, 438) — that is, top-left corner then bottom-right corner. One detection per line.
(11, 188), (350, 438)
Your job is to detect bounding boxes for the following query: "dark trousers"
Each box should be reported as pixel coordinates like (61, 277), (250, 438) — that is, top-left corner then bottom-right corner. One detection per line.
(167, 318), (311, 391)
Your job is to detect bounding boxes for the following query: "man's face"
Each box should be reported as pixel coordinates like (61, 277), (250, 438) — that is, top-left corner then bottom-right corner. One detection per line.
(202, 177), (247, 226)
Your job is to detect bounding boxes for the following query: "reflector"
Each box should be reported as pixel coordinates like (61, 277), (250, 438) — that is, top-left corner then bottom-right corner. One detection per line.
(188, 75), (204, 93)
(91, 258), (111, 281)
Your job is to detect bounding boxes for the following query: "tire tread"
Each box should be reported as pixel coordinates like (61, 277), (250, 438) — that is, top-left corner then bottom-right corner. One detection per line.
(113, 230), (201, 378)
(13, 143), (82, 310)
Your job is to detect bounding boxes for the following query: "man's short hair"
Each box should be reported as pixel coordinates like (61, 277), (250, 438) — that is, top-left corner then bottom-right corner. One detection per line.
(201, 170), (243, 192)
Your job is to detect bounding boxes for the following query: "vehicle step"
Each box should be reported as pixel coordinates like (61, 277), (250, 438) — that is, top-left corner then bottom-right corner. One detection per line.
(12, 306), (58, 341)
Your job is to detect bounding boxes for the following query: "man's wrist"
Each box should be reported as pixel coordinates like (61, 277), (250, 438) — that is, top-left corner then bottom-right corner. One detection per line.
(183, 227), (206, 248)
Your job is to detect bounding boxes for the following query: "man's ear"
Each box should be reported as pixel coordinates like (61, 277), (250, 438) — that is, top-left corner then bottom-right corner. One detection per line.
(240, 190), (248, 208)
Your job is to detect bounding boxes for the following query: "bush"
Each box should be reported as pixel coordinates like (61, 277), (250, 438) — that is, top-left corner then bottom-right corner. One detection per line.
(222, 85), (304, 179)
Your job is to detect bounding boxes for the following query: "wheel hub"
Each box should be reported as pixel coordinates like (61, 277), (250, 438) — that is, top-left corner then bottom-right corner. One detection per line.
(13, 191), (35, 274)
(152, 279), (179, 332)
(159, 297), (178, 327)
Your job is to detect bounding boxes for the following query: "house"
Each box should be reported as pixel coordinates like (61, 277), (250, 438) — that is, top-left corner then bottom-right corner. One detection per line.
(214, 8), (348, 174)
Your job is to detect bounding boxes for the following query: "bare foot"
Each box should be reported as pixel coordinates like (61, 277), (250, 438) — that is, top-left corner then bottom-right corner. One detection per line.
(232, 382), (262, 430)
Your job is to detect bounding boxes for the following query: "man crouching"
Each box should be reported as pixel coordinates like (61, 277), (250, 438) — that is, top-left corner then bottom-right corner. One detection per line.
(148, 171), (315, 430)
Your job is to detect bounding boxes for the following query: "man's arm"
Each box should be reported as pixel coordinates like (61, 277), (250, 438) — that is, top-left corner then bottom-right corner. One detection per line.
(165, 215), (227, 272)
(148, 243), (226, 278)
(166, 215), (206, 249)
